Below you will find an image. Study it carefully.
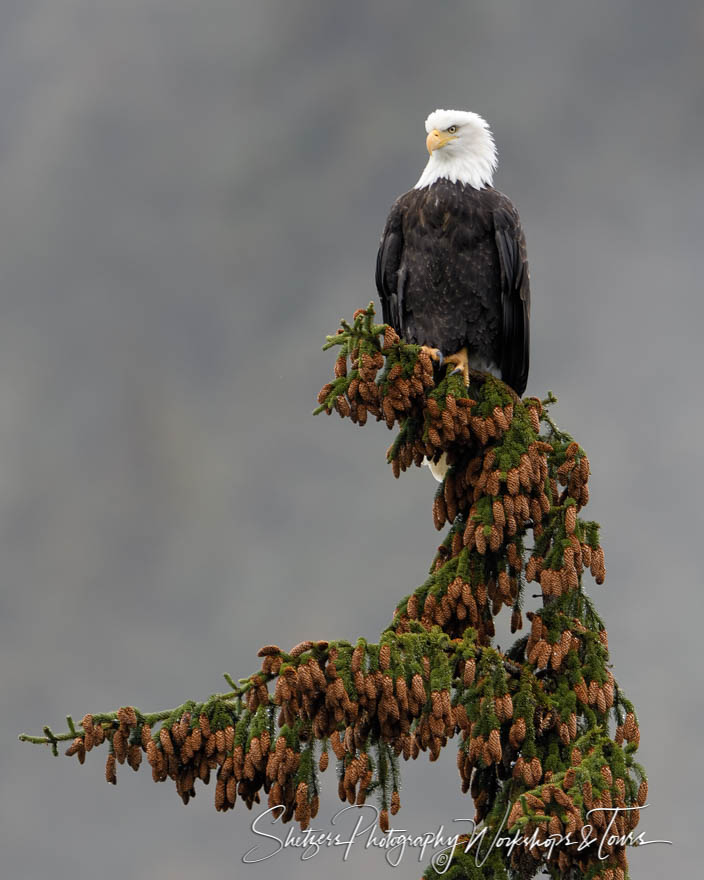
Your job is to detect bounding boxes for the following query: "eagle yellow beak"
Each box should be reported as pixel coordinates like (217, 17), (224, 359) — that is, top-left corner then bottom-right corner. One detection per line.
(426, 128), (456, 154)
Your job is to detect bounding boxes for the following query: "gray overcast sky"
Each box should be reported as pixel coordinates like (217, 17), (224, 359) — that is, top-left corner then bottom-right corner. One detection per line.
(1, 2), (701, 877)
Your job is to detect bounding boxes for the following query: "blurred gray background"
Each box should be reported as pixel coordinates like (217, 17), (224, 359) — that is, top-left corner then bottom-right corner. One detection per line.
(1, 1), (701, 877)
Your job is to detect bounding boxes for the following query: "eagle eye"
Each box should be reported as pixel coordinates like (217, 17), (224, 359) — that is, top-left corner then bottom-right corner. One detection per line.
(447, 125), (458, 133)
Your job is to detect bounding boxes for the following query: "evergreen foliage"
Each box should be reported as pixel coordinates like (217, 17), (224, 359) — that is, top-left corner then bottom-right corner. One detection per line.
(20, 304), (645, 879)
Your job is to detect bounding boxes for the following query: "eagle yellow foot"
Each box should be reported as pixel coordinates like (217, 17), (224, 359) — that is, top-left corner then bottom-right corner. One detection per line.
(420, 345), (444, 366)
(444, 347), (470, 387)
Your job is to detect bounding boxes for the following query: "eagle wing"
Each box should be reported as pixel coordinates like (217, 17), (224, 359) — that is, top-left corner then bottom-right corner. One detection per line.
(493, 197), (530, 396)
(375, 199), (405, 329)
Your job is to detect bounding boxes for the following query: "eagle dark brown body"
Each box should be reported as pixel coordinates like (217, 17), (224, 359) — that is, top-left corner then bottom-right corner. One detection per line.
(375, 179), (530, 396)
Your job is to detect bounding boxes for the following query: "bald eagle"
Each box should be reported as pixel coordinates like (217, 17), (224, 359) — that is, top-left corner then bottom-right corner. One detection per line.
(375, 109), (530, 401)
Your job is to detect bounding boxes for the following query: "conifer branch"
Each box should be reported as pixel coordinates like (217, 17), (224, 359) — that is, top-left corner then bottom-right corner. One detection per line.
(20, 304), (645, 880)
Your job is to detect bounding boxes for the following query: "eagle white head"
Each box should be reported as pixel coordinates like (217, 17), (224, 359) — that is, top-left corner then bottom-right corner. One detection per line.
(414, 109), (497, 191)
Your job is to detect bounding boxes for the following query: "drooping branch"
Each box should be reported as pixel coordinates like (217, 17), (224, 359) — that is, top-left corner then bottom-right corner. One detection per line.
(20, 304), (645, 880)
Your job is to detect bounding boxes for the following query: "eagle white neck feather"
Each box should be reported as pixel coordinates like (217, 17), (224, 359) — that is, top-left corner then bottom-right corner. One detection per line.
(414, 109), (497, 191)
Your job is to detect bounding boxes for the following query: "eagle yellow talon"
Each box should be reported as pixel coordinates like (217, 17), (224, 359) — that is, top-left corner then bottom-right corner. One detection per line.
(420, 345), (443, 364)
(444, 347), (470, 387)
